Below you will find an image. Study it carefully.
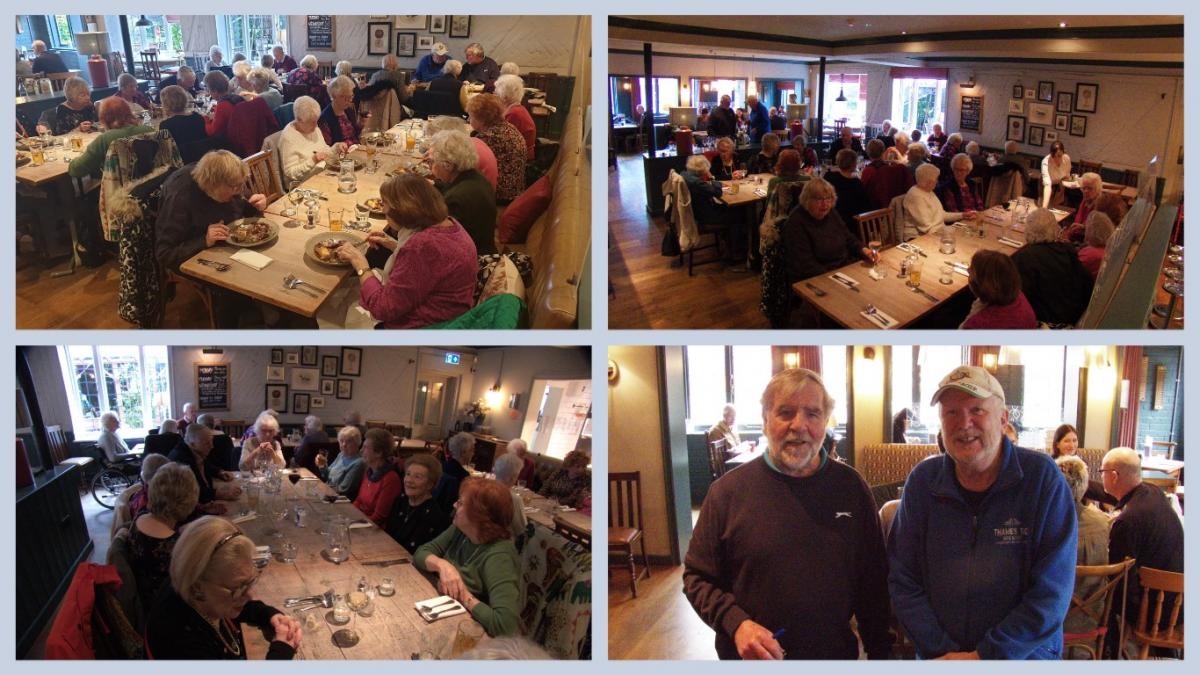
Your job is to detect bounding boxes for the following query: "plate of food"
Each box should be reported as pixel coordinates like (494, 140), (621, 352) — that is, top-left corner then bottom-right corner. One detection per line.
(360, 197), (385, 217)
(305, 232), (366, 267)
(327, 156), (365, 172)
(226, 217), (279, 247)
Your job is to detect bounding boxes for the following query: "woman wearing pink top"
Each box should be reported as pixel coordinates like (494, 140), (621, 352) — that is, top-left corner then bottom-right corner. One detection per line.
(335, 174), (477, 328)
(960, 250), (1038, 329)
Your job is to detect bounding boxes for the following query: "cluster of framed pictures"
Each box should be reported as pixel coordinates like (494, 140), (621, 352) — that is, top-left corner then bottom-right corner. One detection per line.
(266, 347), (363, 415)
(369, 15), (472, 57)
(1008, 81), (1097, 146)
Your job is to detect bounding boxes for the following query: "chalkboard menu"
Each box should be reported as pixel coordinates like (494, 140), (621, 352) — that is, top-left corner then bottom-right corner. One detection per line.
(196, 363), (230, 411)
(306, 15), (335, 51)
(960, 95), (982, 132)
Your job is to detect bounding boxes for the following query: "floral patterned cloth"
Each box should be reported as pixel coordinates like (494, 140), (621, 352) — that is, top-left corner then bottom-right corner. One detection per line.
(539, 469), (590, 509)
(286, 67), (329, 107)
(516, 522), (591, 659)
(474, 121), (527, 202)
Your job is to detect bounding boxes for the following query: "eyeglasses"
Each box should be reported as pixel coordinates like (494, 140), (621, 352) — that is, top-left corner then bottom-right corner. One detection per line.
(213, 571), (261, 599)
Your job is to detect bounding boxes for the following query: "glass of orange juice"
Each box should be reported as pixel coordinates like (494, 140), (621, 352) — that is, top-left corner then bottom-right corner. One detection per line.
(328, 208), (344, 232)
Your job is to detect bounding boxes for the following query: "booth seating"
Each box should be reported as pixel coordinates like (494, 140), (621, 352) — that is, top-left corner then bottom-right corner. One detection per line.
(856, 443), (940, 486)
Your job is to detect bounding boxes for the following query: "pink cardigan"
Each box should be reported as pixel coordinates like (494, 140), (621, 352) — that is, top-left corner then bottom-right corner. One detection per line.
(359, 222), (477, 328)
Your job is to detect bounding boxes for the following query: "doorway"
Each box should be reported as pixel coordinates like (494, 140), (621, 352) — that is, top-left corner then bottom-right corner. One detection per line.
(413, 373), (458, 440)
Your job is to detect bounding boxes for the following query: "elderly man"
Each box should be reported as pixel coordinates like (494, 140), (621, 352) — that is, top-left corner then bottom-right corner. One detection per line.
(195, 413), (237, 471)
(888, 365), (1076, 659)
(96, 411), (138, 464)
(460, 43), (500, 88)
(1072, 172), (1104, 225)
(827, 126), (864, 158)
(745, 94), (770, 143)
(433, 432), (475, 511)
(684, 368), (891, 660)
(176, 402), (198, 434)
(706, 95), (737, 139)
(167, 423), (239, 511)
(708, 404), (742, 448)
(157, 65), (199, 98)
(1101, 446), (1184, 656)
(414, 42), (450, 83)
(271, 45), (298, 75)
(30, 39), (68, 74)
(370, 53), (408, 107)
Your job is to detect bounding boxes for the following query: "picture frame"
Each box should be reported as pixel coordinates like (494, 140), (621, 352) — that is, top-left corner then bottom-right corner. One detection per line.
(266, 366), (286, 382)
(341, 347), (362, 376)
(1027, 125), (1045, 147)
(1007, 99), (1024, 115)
(1006, 115), (1026, 143)
(367, 22), (392, 56)
(293, 393), (310, 415)
(1036, 81), (1054, 102)
(291, 367), (320, 391)
(449, 15), (471, 38)
(395, 32), (417, 58)
(1069, 114), (1088, 137)
(1024, 88), (1034, 99)
(1045, 130), (1059, 143)
(321, 379), (335, 396)
(311, 396), (326, 409)
(1028, 103), (1053, 126)
(1011, 85), (1023, 99)
(265, 384), (288, 414)
(270, 348), (284, 365)
(1055, 114), (1069, 131)
(321, 354), (339, 377)
(430, 15), (447, 33)
(1056, 91), (1073, 113)
(285, 351), (299, 365)
(337, 379), (354, 400)
(394, 15), (428, 30)
(417, 36), (434, 51)
(301, 346), (318, 366)
(1075, 82), (1099, 113)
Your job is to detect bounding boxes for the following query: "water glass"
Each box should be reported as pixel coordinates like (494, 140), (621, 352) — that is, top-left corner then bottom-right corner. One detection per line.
(450, 622), (485, 657)
(939, 230), (956, 255)
(378, 577), (396, 596)
(939, 264), (954, 285)
(332, 597), (352, 624)
(280, 540), (298, 563)
(338, 159), (357, 194)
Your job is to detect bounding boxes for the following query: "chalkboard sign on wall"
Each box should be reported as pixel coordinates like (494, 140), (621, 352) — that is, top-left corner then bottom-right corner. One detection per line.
(196, 363), (230, 411)
(307, 15), (336, 51)
(960, 95), (982, 132)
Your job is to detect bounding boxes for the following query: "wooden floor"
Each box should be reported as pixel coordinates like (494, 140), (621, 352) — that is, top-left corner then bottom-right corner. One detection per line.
(608, 564), (718, 660)
(608, 154), (769, 329)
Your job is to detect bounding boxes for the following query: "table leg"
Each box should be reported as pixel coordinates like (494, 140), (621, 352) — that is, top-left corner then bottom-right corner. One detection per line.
(48, 177), (84, 277)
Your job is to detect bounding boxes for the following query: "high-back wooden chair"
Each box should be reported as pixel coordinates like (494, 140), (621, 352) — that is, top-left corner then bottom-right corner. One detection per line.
(1079, 159), (1104, 176)
(45, 72), (74, 92)
(220, 419), (247, 439)
(553, 515), (591, 548)
(608, 471), (651, 598)
(1128, 566), (1184, 659)
(707, 437), (729, 481)
(139, 51), (161, 80)
(365, 419), (388, 429)
(46, 424), (94, 488)
(242, 149), (283, 205)
(316, 61), (334, 80)
(854, 207), (895, 248)
(1063, 559), (1134, 659)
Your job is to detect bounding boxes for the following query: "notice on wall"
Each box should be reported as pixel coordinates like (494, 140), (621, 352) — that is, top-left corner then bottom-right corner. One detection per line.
(196, 363), (230, 411)
(306, 16), (336, 51)
(960, 95), (982, 132)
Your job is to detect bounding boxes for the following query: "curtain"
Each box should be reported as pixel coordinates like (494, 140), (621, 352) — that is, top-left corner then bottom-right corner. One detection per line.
(797, 346), (822, 373)
(1117, 346), (1142, 448)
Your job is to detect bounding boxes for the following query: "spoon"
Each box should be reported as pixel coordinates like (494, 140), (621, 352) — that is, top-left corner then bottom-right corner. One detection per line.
(865, 304), (890, 327)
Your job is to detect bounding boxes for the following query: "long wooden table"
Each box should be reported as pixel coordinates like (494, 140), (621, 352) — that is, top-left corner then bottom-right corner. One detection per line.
(222, 469), (475, 659)
(792, 205), (1071, 329)
(516, 487), (591, 535)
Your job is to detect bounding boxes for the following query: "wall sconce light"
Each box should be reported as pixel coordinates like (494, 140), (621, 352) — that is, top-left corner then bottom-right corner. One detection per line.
(202, 347), (223, 355)
(863, 347), (876, 360)
(622, 81), (631, 91)
(959, 75), (976, 89)
(485, 386), (503, 408)
(783, 352), (799, 369)
(982, 353), (998, 371)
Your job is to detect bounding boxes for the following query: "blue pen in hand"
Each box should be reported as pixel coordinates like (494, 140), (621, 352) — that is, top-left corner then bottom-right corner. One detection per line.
(771, 628), (787, 658)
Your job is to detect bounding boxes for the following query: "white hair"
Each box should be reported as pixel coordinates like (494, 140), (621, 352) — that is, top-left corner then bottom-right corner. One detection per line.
(947, 133), (963, 146)
(507, 438), (528, 455)
(208, 45), (222, 58)
(101, 411), (120, 429)
(232, 61), (251, 78)
(966, 141), (981, 155)
(915, 161), (941, 185)
(1023, 208), (1060, 244)
(335, 60), (353, 77)
(424, 116), (469, 135)
(304, 415), (322, 432)
(253, 411), (280, 435)
(382, 54), (398, 70)
(494, 74), (524, 107)
(492, 453), (524, 486)
(63, 76), (90, 101)
(448, 432), (475, 460)
(429, 130), (479, 173)
(950, 153), (973, 171)
(327, 75), (355, 99)
(300, 54), (318, 70)
(1080, 172), (1103, 190)
(117, 73), (137, 90)
(893, 132), (910, 146)
(160, 419), (179, 435)
(247, 67), (272, 93)
(499, 62), (520, 76)
(465, 42), (485, 57)
(443, 60), (463, 77)
(686, 154), (711, 173)
(293, 96), (321, 123)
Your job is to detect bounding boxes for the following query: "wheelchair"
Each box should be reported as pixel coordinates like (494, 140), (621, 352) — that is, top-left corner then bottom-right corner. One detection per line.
(91, 454), (143, 510)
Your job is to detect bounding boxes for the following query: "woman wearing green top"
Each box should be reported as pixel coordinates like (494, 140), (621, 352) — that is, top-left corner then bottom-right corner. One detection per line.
(414, 477), (521, 637)
(68, 96), (152, 179)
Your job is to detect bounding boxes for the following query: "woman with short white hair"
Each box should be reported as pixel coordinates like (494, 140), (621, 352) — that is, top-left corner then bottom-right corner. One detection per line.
(495, 74), (535, 160)
(239, 412), (285, 471)
(892, 131), (910, 161)
(499, 61), (520, 76)
(491, 452), (528, 538)
(286, 54), (329, 106)
(36, 76), (96, 135)
(335, 60), (353, 78)
(426, 116), (498, 189)
(278, 95), (345, 183)
(127, 462), (200, 610)
(937, 153), (985, 213)
(116, 72), (153, 110)
(246, 67), (282, 110)
(710, 136), (741, 181)
(902, 161), (971, 240)
(430, 129), (497, 254)
(1011, 207), (1095, 325)
(230, 60), (253, 94)
(203, 45), (224, 72)
(442, 60), (463, 78)
(1055, 455), (1111, 629)
(318, 75), (361, 145)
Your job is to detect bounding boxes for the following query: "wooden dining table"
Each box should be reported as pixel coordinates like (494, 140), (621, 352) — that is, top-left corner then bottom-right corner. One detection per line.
(221, 468), (476, 659)
(792, 204), (1071, 329)
(515, 487), (592, 535)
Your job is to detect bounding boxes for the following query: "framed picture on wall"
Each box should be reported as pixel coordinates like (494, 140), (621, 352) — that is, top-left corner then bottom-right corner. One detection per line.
(430, 15), (447, 33)
(1045, 130), (1059, 143)
(321, 379), (335, 395)
(1056, 91), (1073, 113)
(293, 393), (310, 415)
(1024, 88), (1034, 99)
(1055, 114), (1069, 131)
(395, 32), (417, 58)
(1011, 85), (1023, 99)
(285, 351), (299, 365)
(292, 368), (319, 391)
(1036, 81), (1054, 102)
(1028, 103), (1053, 126)
(341, 347), (362, 376)
(311, 396), (325, 409)
(1070, 115), (1088, 137)
(1007, 99), (1023, 115)
(367, 22), (392, 56)
(417, 36), (434, 50)
(266, 366), (285, 382)
(449, 15), (471, 38)
(1007, 115), (1026, 143)
(337, 379), (354, 400)
(1028, 125), (1045, 147)
(321, 355), (339, 377)
(1075, 82), (1099, 113)
(394, 15), (428, 30)
(266, 384), (288, 413)
(301, 346), (318, 366)
(271, 348), (284, 365)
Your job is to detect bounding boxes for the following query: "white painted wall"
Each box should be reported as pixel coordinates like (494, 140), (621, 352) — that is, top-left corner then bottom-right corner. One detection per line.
(466, 347), (591, 443)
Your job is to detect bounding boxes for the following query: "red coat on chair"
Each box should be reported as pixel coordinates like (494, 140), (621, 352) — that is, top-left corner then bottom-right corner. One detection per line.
(225, 96), (280, 158)
(45, 563), (124, 659)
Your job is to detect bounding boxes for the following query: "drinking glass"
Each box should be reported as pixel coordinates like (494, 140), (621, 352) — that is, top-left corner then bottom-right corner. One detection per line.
(450, 623), (485, 657)
(245, 482), (261, 512)
(906, 256), (924, 288)
(284, 189), (304, 217)
(30, 144), (45, 166)
(325, 517), (351, 563)
(70, 135), (84, 152)
(939, 264), (954, 285)
(939, 230), (956, 255)
(338, 159), (357, 194)
(331, 597), (352, 624)
(378, 577), (396, 596)
(364, 138), (378, 174)
(280, 540), (298, 563)
(405, 132), (416, 152)
(328, 208), (345, 233)
(355, 203), (371, 227)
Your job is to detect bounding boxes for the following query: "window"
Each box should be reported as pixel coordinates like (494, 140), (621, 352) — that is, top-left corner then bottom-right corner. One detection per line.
(820, 347), (849, 429)
(823, 74), (867, 127)
(685, 346), (728, 432)
(890, 346), (969, 440)
(691, 78), (747, 111)
(127, 15), (184, 58)
(58, 346), (172, 438)
(891, 78), (947, 135)
(222, 15), (288, 60)
(50, 15), (74, 49)
(640, 77), (680, 115)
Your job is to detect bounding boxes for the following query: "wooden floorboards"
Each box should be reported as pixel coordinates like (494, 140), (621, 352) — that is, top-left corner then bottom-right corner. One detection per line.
(608, 154), (769, 329)
(608, 564), (718, 660)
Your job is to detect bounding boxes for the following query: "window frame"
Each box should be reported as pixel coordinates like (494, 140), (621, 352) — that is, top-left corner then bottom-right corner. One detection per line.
(57, 346), (173, 440)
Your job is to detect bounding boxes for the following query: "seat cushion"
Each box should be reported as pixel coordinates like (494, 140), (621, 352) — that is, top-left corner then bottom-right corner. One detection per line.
(498, 175), (552, 244)
(608, 526), (641, 546)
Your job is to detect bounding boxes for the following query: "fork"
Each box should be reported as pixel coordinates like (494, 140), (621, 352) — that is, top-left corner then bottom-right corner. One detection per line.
(865, 304), (890, 327)
(197, 258), (230, 272)
(284, 273), (327, 293)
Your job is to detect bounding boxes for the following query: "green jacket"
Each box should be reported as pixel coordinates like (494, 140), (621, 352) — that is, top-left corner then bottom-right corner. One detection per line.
(439, 169), (497, 255)
(414, 525), (521, 636)
(68, 124), (154, 179)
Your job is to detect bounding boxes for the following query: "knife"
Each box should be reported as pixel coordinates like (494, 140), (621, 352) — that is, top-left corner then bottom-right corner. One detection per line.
(804, 282), (827, 297)
(363, 558), (411, 567)
(912, 286), (938, 302)
(832, 274), (861, 293)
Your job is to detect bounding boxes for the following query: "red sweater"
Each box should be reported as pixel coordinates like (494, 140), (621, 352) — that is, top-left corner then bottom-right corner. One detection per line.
(204, 98), (237, 137)
(961, 292), (1039, 329)
(1078, 245), (1105, 279)
(353, 467), (402, 525)
(505, 105), (536, 160)
(359, 222), (477, 328)
(861, 160), (914, 209)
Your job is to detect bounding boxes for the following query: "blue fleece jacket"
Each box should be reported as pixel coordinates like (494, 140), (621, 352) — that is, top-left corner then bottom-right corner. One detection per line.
(886, 439), (1077, 659)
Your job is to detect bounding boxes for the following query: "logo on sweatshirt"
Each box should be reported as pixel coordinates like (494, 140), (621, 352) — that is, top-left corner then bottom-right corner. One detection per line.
(835, 511), (852, 519)
(993, 517), (1030, 545)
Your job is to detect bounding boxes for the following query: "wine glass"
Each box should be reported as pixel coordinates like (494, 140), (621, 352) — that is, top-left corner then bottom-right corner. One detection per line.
(284, 189), (304, 217)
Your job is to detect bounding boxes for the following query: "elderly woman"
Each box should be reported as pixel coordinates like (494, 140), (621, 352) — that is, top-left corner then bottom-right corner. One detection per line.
(902, 163), (973, 240)
(313, 426), (366, 500)
(892, 131), (910, 161)
(257, 54), (283, 89)
(937, 132), (963, 159)
(334, 174), (477, 328)
(430, 129), (497, 255)
(500, 61), (520, 76)
(495, 74), (535, 160)
(540, 450), (591, 509)
(239, 412), (284, 472)
(959, 250), (1037, 329)
(271, 45), (298, 75)
(36, 76), (97, 135)
(682, 154), (736, 229)
(937, 153), (985, 213)
(1071, 171), (1104, 228)
(96, 411), (138, 464)
(203, 45), (225, 72)
(710, 136), (741, 181)
(1062, 190), (1124, 244)
(415, 477), (521, 637)
(1040, 141), (1071, 208)
(467, 93), (526, 202)
(230, 61), (254, 95)
(431, 59), (465, 96)
(278, 96), (346, 185)
(781, 178), (875, 282)
(435, 432), (475, 511)
(1055, 454), (1112, 636)
(201, 71), (243, 138)
(491, 453), (529, 538)
(334, 60), (354, 79)
(67, 96), (153, 180)
(246, 67), (282, 110)
(905, 142), (930, 180)
(507, 439), (536, 487)
(861, 138), (915, 209)
(353, 428), (402, 526)
(426, 115), (497, 190)
(155, 150), (267, 273)
(145, 517), (300, 659)
(1077, 212), (1115, 280)
(124, 453), (172, 525)
(748, 132), (781, 175)
(127, 463), (199, 610)
(385, 452), (450, 553)
(318, 76), (361, 146)
(116, 72), (153, 110)
(286, 55), (329, 106)
(158, 85), (208, 152)
(826, 148), (871, 229)
(1011, 207), (1095, 325)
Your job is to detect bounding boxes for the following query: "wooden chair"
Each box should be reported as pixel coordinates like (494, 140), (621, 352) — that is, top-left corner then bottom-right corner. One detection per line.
(1142, 472), (1178, 495)
(553, 515), (591, 548)
(316, 61), (334, 80)
(45, 72), (74, 92)
(1128, 566), (1184, 659)
(1063, 559), (1135, 659)
(707, 437), (729, 481)
(854, 208), (895, 248)
(220, 419), (247, 439)
(1122, 169), (1141, 189)
(385, 424), (410, 439)
(139, 51), (161, 81)
(1079, 160), (1104, 176)
(109, 52), (127, 77)
(46, 424), (93, 489)
(281, 83), (307, 104)
(242, 149), (283, 205)
(365, 419), (388, 429)
(608, 471), (651, 598)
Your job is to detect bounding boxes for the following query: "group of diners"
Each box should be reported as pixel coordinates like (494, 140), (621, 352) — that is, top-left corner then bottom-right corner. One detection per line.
(681, 120), (1124, 329)
(102, 402), (590, 659)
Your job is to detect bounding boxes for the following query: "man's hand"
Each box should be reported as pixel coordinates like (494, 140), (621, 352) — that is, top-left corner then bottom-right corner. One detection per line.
(206, 222), (230, 247)
(936, 651), (980, 660)
(733, 619), (784, 660)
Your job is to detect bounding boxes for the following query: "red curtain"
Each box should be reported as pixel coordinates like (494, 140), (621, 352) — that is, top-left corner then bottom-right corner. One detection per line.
(797, 347), (822, 373)
(1117, 347), (1142, 448)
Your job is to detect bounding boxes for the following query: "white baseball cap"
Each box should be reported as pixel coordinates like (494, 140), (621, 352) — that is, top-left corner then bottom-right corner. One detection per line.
(432, 42), (448, 56)
(930, 365), (1006, 406)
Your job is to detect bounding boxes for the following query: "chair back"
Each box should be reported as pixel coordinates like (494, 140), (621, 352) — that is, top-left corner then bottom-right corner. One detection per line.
(105, 528), (145, 633)
(46, 425), (73, 464)
(109, 483), (142, 540)
(1133, 566), (1184, 652)
(608, 471), (645, 532)
(45, 72), (73, 92)
(553, 515), (592, 548)
(365, 419), (388, 429)
(855, 207), (895, 248)
(109, 51), (126, 77)
(1121, 169), (1140, 189)
(273, 102), (295, 128)
(985, 168), (1024, 208)
(707, 437), (729, 480)
(139, 51), (161, 80)
(220, 419), (247, 439)
(316, 61), (334, 80)
(260, 130), (286, 190)
(242, 148), (283, 205)
(1079, 160), (1104, 176)
(282, 83), (307, 103)
(1063, 559), (1134, 659)
(1142, 472), (1178, 494)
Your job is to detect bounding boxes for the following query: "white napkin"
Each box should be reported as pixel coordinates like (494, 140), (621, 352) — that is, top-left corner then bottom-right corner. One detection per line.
(523, 506), (539, 513)
(997, 237), (1023, 248)
(753, 188), (768, 197)
(415, 595), (467, 622)
(830, 272), (860, 289)
(230, 249), (272, 270)
(1049, 208), (1071, 217)
(558, 506), (576, 512)
(860, 308), (897, 328)
(349, 520), (373, 529)
(232, 512), (258, 524)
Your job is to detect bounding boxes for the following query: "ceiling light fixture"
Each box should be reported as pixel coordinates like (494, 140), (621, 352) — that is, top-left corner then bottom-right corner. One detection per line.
(135, 15), (152, 27)
(835, 73), (847, 102)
